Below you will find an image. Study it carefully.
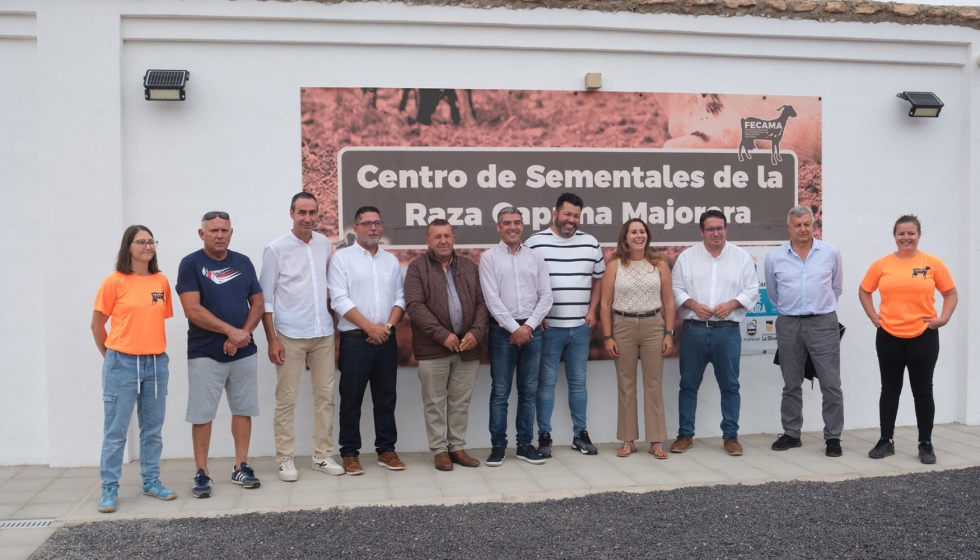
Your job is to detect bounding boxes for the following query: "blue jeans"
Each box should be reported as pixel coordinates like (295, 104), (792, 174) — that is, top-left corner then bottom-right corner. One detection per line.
(338, 333), (398, 457)
(678, 321), (741, 439)
(100, 349), (170, 490)
(537, 323), (592, 436)
(488, 324), (543, 447)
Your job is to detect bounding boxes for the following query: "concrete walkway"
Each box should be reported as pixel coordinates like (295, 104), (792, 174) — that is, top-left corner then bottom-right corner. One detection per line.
(4, 423), (980, 560)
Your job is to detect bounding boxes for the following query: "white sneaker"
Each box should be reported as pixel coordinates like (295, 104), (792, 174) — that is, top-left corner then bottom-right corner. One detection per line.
(311, 456), (345, 476)
(278, 458), (299, 482)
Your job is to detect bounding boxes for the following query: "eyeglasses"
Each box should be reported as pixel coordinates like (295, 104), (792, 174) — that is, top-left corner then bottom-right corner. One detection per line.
(356, 220), (384, 228)
(702, 226), (727, 234)
(202, 211), (230, 221)
(132, 240), (159, 247)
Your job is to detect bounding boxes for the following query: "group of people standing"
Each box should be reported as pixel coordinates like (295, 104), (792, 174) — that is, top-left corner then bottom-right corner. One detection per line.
(91, 191), (957, 513)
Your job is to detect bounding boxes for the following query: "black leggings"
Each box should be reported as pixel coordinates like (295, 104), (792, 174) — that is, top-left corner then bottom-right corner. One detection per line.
(876, 327), (939, 442)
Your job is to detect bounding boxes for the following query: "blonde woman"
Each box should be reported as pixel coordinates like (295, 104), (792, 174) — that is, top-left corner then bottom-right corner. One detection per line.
(600, 219), (675, 459)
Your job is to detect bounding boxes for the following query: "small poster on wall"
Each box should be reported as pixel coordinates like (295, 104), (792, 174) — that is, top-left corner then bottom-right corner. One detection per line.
(301, 88), (821, 364)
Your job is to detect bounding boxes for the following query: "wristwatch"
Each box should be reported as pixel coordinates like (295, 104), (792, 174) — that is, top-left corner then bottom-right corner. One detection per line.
(385, 322), (396, 333)
(664, 330), (675, 337)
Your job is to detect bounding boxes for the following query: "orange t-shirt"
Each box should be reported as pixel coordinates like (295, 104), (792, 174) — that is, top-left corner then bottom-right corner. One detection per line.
(860, 252), (954, 338)
(94, 272), (174, 355)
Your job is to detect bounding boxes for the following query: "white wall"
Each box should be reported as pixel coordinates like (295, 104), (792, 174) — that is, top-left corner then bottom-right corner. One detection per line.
(1, 0), (978, 466)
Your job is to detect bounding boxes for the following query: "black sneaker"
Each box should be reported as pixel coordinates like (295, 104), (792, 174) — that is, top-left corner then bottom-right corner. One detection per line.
(486, 446), (506, 467)
(192, 469), (212, 499)
(825, 438), (843, 457)
(537, 432), (553, 458)
(231, 462), (261, 489)
(868, 438), (895, 459)
(516, 444), (546, 465)
(918, 442), (937, 464)
(572, 430), (598, 455)
(771, 434), (802, 451)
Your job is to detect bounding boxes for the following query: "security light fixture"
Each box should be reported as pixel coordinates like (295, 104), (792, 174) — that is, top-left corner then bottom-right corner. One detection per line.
(144, 70), (190, 101)
(897, 91), (943, 118)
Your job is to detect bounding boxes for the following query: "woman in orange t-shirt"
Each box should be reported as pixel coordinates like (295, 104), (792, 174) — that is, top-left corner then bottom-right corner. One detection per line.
(859, 215), (957, 465)
(91, 225), (176, 513)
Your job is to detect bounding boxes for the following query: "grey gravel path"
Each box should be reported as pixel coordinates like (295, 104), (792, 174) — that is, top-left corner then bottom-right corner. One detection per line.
(32, 467), (980, 560)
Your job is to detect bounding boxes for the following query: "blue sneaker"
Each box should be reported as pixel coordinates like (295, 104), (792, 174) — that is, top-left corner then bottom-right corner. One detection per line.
(192, 469), (212, 499)
(142, 478), (177, 501)
(231, 462), (261, 489)
(98, 486), (118, 513)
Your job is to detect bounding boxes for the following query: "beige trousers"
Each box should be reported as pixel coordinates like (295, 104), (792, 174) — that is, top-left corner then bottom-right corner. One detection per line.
(417, 354), (480, 453)
(613, 313), (668, 443)
(274, 331), (336, 462)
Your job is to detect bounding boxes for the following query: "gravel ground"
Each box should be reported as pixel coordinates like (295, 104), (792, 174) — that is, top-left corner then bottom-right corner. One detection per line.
(32, 467), (980, 560)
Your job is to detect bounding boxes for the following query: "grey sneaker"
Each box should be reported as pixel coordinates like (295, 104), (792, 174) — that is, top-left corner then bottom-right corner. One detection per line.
(572, 430), (598, 455)
(868, 438), (895, 459)
(537, 432), (553, 458)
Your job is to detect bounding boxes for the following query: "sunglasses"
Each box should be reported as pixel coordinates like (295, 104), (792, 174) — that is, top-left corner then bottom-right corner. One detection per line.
(202, 211), (230, 221)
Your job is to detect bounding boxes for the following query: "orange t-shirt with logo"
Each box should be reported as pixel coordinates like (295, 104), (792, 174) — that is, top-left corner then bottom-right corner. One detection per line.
(94, 272), (174, 355)
(860, 252), (954, 339)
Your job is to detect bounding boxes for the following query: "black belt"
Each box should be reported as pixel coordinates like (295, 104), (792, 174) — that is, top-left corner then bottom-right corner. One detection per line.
(783, 313), (823, 319)
(684, 319), (739, 327)
(489, 318), (528, 327)
(614, 309), (659, 318)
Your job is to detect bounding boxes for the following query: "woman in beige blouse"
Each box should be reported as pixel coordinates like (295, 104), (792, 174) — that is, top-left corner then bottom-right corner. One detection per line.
(600, 219), (676, 458)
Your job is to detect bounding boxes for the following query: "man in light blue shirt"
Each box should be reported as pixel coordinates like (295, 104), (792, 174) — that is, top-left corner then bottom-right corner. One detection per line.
(764, 206), (844, 457)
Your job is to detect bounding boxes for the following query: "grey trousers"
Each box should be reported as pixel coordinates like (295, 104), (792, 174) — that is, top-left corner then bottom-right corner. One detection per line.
(775, 312), (843, 439)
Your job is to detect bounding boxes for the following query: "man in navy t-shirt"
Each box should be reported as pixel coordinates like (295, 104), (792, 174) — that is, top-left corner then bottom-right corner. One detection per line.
(176, 211), (264, 498)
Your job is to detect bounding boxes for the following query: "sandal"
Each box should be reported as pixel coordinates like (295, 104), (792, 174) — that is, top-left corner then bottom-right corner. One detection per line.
(616, 441), (637, 458)
(649, 442), (669, 459)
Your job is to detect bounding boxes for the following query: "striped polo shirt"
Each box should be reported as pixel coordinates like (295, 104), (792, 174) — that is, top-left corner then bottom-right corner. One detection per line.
(525, 229), (606, 328)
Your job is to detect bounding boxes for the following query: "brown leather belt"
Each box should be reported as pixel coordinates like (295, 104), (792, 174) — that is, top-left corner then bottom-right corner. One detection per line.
(614, 309), (659, 318)
(342, 329), (369, 336)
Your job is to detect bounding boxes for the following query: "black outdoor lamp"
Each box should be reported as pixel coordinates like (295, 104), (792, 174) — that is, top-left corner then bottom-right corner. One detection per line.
(144, 70), (190, 101)
(897, 91), (943, 118)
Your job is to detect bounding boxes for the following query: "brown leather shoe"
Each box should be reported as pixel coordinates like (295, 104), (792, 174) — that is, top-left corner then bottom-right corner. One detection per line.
(449, 449), (481, 468)
(670, 436), (694, 453)
(724, 437), (744, 456)
(377, 451), (406, 471)
(434, 451), (453, 471)
(343, 456), (363, 476)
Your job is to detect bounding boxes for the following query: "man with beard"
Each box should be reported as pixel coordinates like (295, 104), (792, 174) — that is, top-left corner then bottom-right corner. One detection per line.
(525, 193), (606, 456)
(404, 219), (487, 471)
(327, 206), (406, 475)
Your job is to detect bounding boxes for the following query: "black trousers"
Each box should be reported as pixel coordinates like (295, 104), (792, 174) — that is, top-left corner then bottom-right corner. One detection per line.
(338, 333), (398, 457)
(876, 327), (939, 442)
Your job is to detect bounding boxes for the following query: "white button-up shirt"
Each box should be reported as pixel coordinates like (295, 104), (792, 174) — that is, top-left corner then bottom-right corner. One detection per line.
(478, 241), (553, 333)
(672, 242), (760, 322)
(259, 231), (334, 339)
(327, 242), (405, 332)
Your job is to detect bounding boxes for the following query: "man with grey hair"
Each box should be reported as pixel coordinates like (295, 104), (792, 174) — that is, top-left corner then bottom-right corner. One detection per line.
(764, 206), (844, 457)
(479, 207), (553, 466)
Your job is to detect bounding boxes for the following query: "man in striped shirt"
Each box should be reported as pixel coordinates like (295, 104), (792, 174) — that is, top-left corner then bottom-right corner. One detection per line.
(525, 193), (606, 456)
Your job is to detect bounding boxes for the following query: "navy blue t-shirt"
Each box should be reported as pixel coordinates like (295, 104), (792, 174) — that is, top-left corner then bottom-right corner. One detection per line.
(176, 249), (262, 362)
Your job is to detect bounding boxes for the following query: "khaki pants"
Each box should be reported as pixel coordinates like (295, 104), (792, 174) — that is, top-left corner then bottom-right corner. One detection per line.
(417, 355), (479, 453)
(274, 331), (336, 462)
(613, 314), (668, 443)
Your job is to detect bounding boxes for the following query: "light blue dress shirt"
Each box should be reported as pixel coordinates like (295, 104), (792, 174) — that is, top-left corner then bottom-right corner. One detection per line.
(764, 238), (843, 316)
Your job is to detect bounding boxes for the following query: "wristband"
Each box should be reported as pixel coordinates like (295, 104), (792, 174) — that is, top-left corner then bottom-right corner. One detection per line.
(603, 335), (613, 341)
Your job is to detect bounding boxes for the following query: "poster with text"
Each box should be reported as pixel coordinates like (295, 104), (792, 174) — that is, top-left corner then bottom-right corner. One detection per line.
(301, 88), (822, 365)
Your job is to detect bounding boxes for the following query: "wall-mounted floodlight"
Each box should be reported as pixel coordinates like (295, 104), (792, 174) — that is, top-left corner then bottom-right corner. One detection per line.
(897, 91), (943, 118)
(144, 70), (190, 101)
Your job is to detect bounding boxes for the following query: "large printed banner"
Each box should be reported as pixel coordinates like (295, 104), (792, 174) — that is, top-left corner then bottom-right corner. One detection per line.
(301, 88), (822, 364)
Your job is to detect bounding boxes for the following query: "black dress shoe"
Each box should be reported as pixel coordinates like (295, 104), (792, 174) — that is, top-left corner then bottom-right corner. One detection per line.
(771, 434), (802, 451)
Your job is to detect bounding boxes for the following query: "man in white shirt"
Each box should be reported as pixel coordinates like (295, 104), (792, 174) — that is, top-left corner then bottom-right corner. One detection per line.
(260, 192), (345, 481)
(327, 206), (406, 475)
(671, 210), (759, 456)
(525, 193), (606, 457)
(479, 207), (553, 467)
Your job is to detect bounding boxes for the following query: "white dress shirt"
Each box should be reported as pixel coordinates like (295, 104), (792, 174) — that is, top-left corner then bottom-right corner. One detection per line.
(259, 231), (334, 339)
(327, 242), (406, 332)
(672, 242), (760, 322)
(478, 241), (553, 333)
